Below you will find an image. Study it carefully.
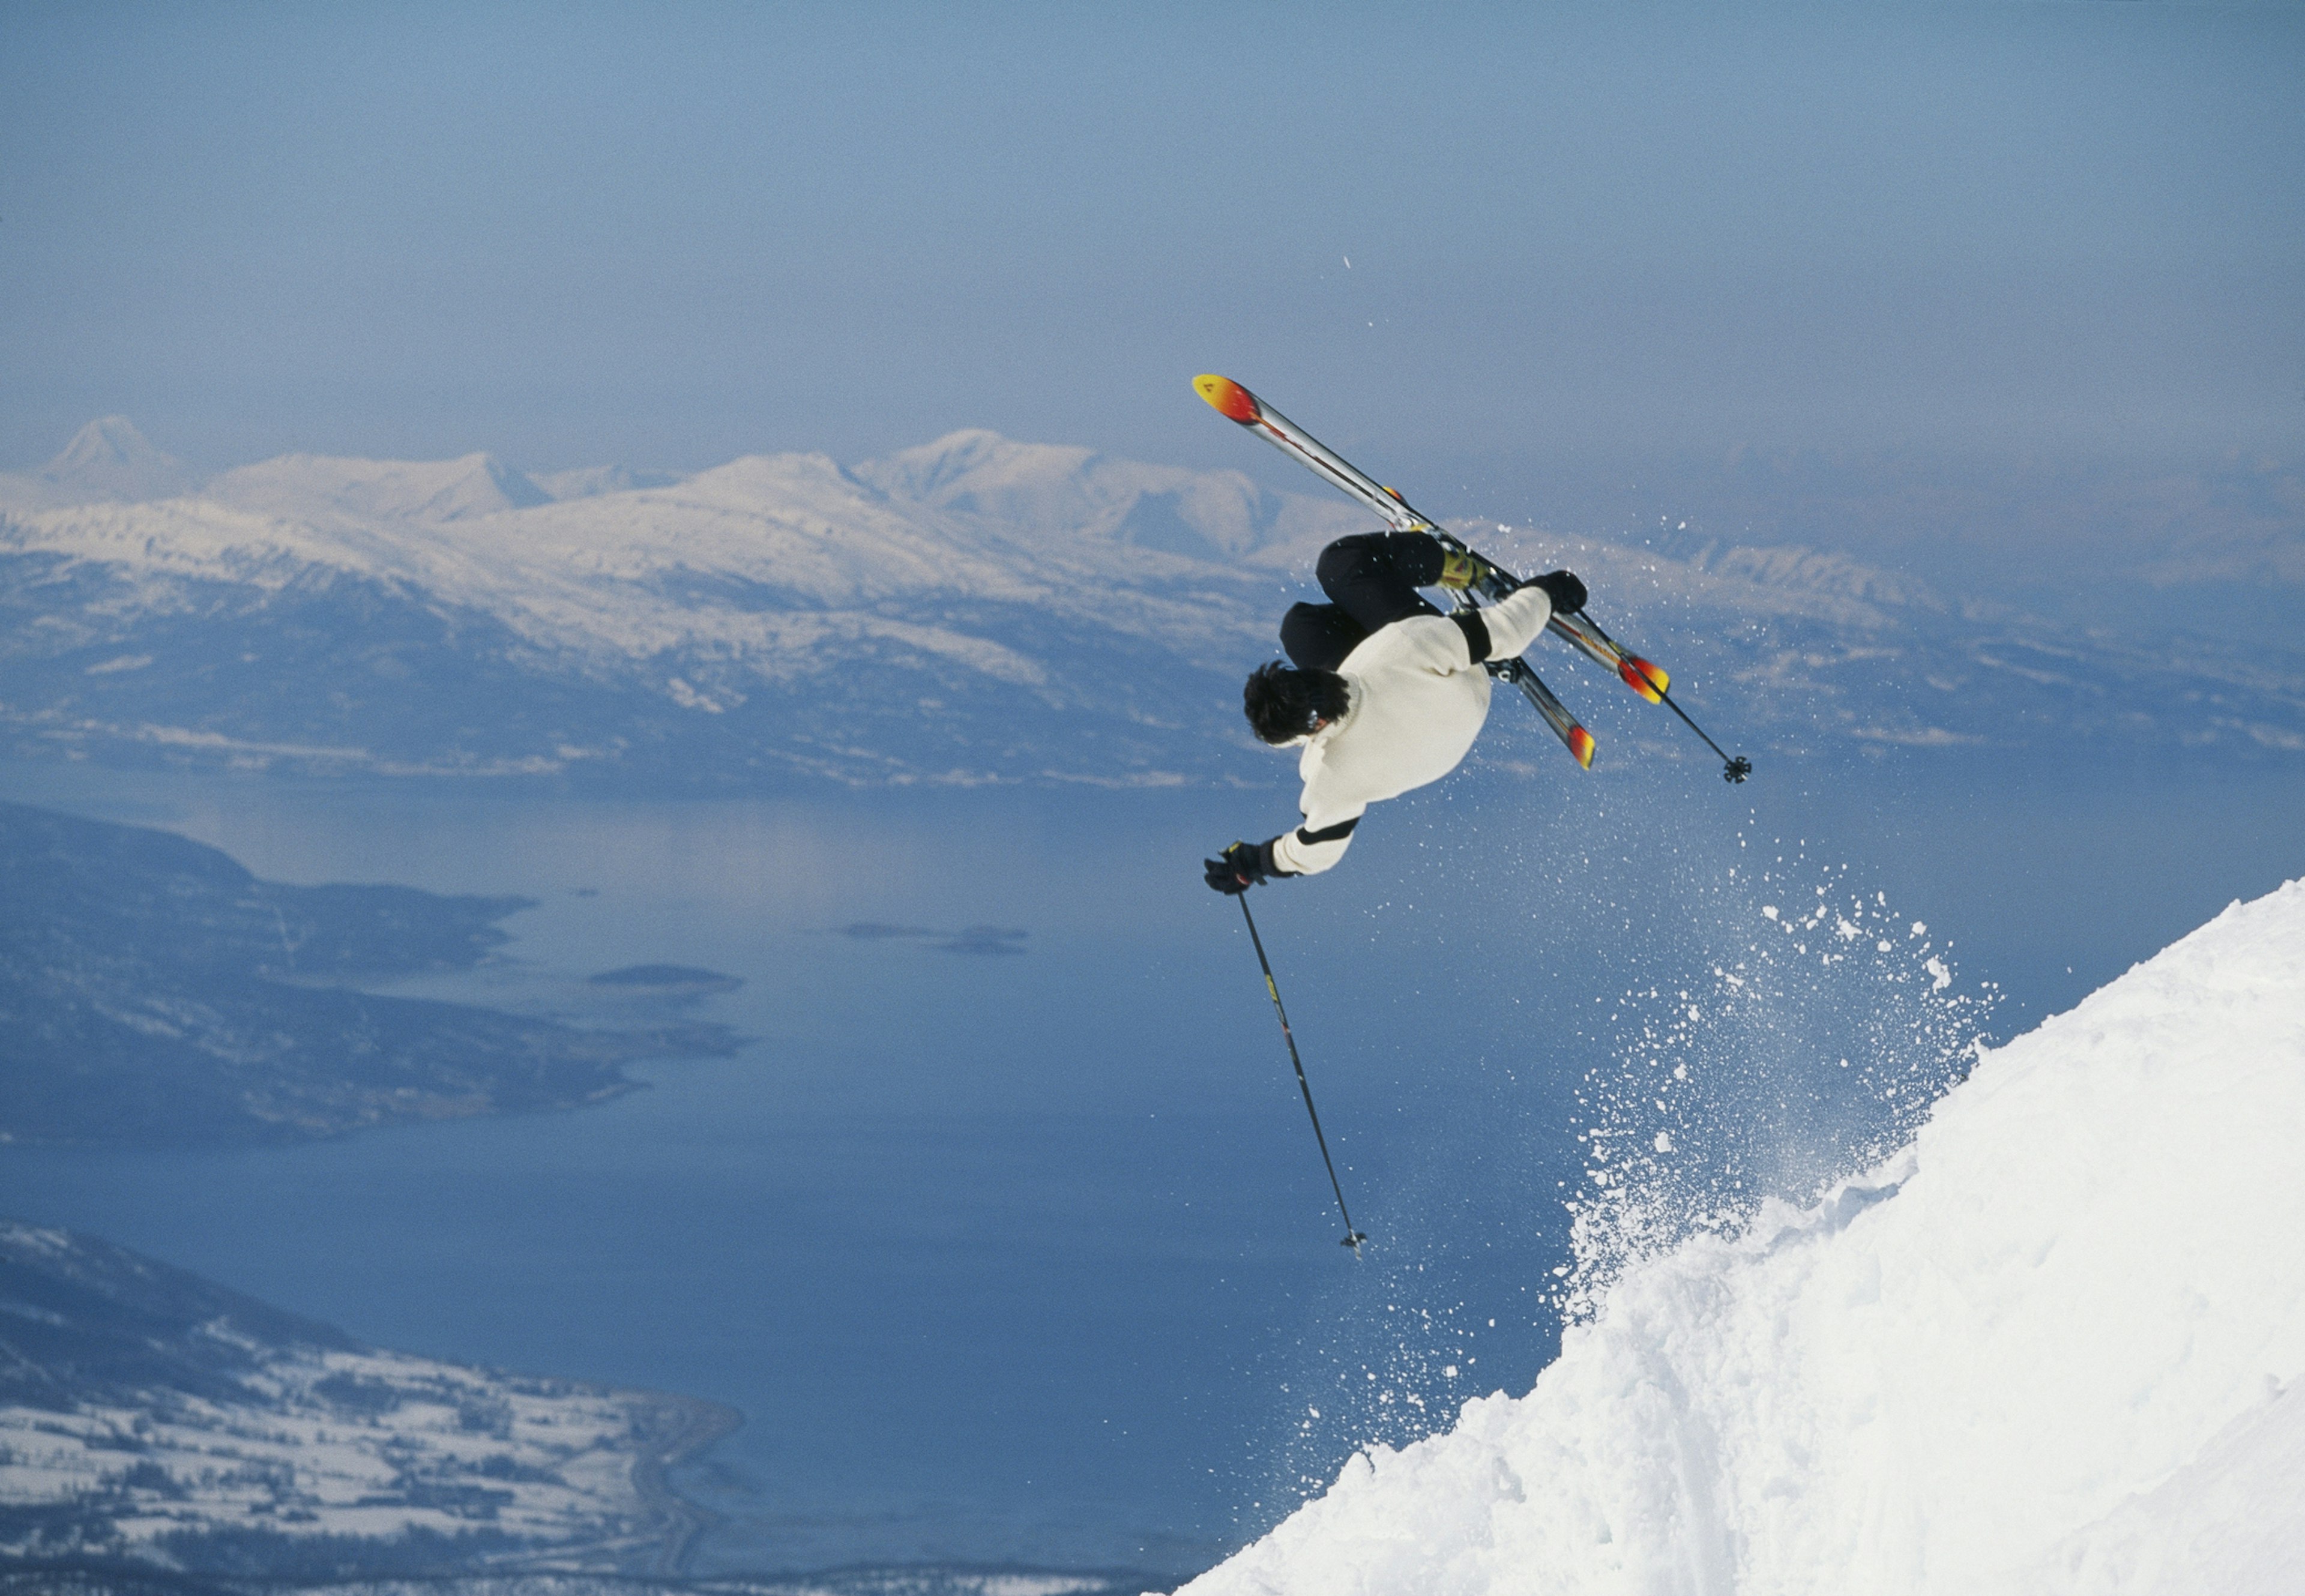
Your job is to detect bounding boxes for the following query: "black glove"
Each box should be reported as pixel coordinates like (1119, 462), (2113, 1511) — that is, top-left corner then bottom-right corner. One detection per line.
(1202, 840), (1271, 895)
(1533, 569), (1587, 615)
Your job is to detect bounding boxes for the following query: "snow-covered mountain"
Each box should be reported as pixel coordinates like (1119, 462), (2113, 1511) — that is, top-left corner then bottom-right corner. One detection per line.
(1181, 875), (2305, 1595)
(0, 418), (193, 513)
(0, 430), (1364, 786)
(1, 424), (2298, 789)
(202, 450), (554, 525)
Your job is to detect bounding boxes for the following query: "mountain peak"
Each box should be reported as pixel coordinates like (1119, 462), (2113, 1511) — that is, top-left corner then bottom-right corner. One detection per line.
(40, 417), (192, 502)
(201, 450), (550, 525)
(857, 430), (1098, 507)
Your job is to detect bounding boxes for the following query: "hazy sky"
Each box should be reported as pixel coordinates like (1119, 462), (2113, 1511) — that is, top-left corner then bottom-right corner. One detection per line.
(4, 1), (2301, 488)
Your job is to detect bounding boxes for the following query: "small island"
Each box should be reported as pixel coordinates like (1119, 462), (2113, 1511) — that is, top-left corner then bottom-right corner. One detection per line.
(586, 963), (744, 995)
(0, 801), (746, 1148)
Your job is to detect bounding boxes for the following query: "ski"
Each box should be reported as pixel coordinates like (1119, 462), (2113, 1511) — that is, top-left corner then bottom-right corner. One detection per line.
(1490, 658), (1595, 769)
(1547, 610), (1668, 704)
(1439, 548), (1668, 704)
(1573, 607), (1752, 782)
(1194, 375), (1439, 535)
(1196, 373), (1749, 781)
(1197, 373), (1598, 767)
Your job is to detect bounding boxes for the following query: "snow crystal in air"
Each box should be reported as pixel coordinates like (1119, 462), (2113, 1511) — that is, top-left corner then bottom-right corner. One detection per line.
(1552, 850), (1992, 1327)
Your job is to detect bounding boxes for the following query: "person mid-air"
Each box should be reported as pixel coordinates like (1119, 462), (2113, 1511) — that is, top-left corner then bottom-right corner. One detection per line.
(1204, 529), (1584, 894)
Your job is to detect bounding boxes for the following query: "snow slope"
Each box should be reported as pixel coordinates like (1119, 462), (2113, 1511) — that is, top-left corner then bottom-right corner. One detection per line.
(1184, 876), (2305, 1595)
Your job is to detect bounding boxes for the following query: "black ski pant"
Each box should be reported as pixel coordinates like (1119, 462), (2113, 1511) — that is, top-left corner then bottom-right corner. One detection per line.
(1280, 531), (1448, 672)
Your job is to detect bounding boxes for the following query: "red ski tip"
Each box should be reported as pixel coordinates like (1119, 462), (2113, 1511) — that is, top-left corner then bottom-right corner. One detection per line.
(1194, 374), (1262, 424)
(1618, 656), (1669, 703)
(1568, 726), (1597, 769)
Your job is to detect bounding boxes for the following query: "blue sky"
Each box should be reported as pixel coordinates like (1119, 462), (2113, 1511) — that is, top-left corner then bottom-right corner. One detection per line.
(4, 2), (2300, 501)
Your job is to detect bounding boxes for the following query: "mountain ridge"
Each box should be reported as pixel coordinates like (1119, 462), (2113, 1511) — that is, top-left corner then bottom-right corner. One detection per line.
(2, 427), (2300, 789)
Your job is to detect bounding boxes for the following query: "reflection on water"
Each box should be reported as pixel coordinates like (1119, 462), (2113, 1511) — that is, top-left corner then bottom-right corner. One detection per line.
(0, 751), (2295, 1579)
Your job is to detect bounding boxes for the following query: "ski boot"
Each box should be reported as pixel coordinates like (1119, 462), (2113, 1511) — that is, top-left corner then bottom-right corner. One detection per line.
(1438, 547), (1513, 601)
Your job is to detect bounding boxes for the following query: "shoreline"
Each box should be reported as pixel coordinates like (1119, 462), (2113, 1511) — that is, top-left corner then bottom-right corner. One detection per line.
(622, 1393), (744, 1577)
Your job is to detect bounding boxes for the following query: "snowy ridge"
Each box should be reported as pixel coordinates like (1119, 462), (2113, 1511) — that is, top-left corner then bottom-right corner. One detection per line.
(0, 430), (1367, 786)
(203, 450), (552, 524)
(5, 433), (1339, 667)
(1183, 878), (2305, 1595)
(3, 423), (2300, 787)
(0, 433), (1346, 678)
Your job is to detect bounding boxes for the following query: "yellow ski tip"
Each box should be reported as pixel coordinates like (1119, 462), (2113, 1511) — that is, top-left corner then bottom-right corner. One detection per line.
(1618, 656), (1669, 704)
(1569, 726), (1597, 769)
(1194, 374), (1261, 424)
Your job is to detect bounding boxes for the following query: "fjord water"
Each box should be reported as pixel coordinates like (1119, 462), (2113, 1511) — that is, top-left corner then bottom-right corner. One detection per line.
(0, 750), (2297, 1579)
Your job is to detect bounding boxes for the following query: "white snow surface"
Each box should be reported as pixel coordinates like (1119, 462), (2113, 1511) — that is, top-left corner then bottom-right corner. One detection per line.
(1184, 876), (2305, 1595)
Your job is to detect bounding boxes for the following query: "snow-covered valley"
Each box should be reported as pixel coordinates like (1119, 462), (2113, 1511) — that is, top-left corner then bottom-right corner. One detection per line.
(0, 1221), (733, 1576)
(1182, 876), (2305, 1595)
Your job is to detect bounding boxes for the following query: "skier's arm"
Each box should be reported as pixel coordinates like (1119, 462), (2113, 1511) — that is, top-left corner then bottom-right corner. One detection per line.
(1391, 587), (1555, 678)
(1267, 807), (1366, 877)
(1203, 815), (1357, 891)
(1467, 585), (1554, 662)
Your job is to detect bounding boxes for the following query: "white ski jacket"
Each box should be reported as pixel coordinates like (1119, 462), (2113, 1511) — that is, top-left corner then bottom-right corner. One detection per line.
(1268, 585), (1555, 878)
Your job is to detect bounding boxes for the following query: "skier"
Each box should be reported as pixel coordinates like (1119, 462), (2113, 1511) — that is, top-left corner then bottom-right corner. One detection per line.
(1204, 530), (1585, 893)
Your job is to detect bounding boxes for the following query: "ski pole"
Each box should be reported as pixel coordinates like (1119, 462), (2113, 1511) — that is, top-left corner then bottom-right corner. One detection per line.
(1573, 610), (1753, 783)
(1235, 894), (1367, 1253)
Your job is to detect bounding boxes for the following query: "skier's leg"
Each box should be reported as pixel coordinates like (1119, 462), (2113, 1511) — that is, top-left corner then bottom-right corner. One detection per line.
(1280, 602), (1368, 672)
(1314, 532), (1447, 636)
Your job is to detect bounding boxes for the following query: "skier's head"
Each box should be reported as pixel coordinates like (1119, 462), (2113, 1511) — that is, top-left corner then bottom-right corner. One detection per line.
(1243, 662), (1349, 745)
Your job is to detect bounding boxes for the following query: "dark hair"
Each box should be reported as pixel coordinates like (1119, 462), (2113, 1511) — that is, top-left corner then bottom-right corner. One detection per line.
(1243, 662), (1349, 745)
